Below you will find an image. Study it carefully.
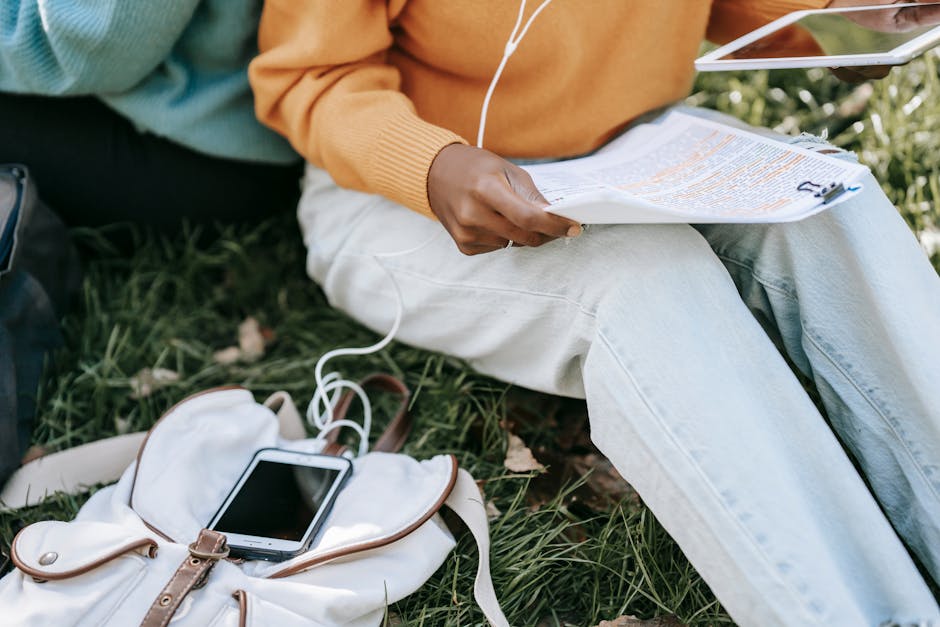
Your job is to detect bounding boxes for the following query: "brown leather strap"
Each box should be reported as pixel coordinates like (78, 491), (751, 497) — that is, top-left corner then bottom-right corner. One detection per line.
(140, 529), (228, 627)
(321, 441), (349, 457)
(232, 590), (248, 627)
(323, 373), (412, 454)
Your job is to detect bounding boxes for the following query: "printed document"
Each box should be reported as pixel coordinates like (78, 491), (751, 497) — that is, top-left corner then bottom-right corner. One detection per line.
(522, 112), (869, 224)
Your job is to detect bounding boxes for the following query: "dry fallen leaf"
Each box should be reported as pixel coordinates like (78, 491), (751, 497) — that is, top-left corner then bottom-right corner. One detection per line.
(485, 500), (502, 520)
(522, 447), (637, 513)
(212, 346), (242, 365)
(129, 368), (179, 399)
(213, 317), (276, 364)
(570, 453), (636, 511)
(383, 612), (405, 626)
(504, 433), (545, 473)
(238, 316), (266, 361)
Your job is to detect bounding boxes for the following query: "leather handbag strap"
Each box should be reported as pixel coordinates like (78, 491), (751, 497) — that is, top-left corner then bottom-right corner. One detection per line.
(321, 373), (413, 454)
(444, 468), (510, 627)
(260, 390), (307, 440)
(0, 432), (147, 511)
(140, 529), (229, 627)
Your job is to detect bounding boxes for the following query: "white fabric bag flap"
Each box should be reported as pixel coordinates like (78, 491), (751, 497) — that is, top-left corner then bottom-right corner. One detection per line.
(10, 520), (158, 580)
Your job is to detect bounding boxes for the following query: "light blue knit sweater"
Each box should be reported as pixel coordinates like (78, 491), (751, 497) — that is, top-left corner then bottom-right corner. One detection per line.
(0, 0), (297, 164)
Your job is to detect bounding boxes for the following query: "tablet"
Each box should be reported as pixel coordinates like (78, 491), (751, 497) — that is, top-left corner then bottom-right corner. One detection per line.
(696, 2), (940, 71)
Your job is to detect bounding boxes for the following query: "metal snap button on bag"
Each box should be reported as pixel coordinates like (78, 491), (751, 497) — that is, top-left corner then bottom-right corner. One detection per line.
(37, 552), (57, 566)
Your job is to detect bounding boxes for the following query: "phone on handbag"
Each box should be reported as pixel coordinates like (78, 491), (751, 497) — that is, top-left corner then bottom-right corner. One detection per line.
(207, 448), (353, 561)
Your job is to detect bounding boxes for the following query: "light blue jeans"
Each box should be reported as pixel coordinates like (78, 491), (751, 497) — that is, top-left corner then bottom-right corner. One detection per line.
(296, 109), (940, 627)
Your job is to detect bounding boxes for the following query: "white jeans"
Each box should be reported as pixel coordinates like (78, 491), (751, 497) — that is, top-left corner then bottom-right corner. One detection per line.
(296, 112), (940, 627)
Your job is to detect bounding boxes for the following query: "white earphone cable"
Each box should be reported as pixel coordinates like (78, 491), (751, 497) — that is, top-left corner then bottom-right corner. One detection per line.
(306, 374), (373, 457)
(308, 0), (552, 455)
(304, 244), (419, 457)
(476, 0), (554, 148)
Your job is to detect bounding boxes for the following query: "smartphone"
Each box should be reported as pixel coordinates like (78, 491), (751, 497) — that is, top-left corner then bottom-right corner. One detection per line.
(207, 448), (353, 561)
(696, 2), (940, 71)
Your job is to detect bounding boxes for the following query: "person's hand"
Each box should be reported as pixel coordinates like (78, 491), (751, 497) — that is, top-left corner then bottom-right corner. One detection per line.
(829, 64), (894, 83)
(427, 144), (582, 255)
(827, 0), (940, 32)
(826, 0), (940, 82)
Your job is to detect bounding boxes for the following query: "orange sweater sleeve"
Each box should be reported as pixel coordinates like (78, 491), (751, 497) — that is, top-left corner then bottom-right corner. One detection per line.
(707, 0), (831, 44)
(248, 0), (467, 218)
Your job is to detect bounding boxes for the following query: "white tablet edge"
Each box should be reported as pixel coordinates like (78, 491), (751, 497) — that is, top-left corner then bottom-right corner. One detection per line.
(695, 3), (940, 71)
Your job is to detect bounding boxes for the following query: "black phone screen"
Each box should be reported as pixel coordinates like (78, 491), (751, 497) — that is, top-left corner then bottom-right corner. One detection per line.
(214, 460), (341, 541)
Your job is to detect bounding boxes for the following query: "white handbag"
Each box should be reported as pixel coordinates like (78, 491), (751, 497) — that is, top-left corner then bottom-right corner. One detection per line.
(0, 380), (508, 627)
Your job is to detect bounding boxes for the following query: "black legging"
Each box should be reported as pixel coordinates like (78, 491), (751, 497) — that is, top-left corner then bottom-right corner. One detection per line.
(0, 93), (303, 229)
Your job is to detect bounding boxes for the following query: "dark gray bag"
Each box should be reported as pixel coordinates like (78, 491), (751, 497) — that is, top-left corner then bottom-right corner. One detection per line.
(0, 165), (80, 485)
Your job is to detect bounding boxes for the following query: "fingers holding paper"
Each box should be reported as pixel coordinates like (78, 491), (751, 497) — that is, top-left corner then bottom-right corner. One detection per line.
(428, 144), (581, 256)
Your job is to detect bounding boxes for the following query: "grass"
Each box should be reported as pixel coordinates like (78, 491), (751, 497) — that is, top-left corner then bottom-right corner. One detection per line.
(2, 51), (939, 626)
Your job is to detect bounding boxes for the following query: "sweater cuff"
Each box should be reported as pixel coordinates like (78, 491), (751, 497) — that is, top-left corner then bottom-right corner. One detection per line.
(368, 109), (468, 219)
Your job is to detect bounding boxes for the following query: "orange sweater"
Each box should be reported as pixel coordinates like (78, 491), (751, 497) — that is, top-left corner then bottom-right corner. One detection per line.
(250, 0), (827, 218)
